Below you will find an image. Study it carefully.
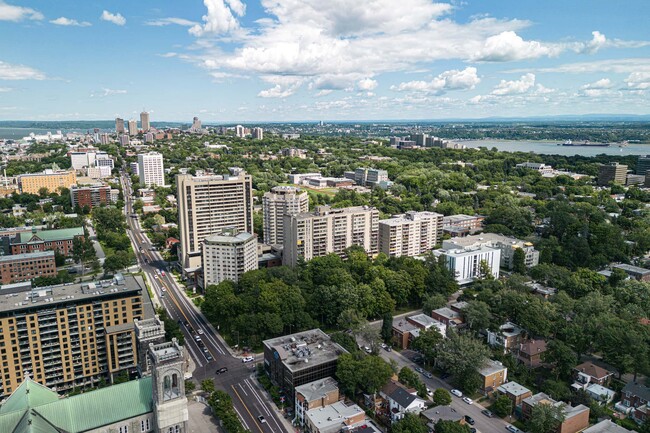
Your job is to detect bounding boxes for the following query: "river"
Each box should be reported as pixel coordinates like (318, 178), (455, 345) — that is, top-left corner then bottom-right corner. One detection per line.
(462, 139), (650, 157)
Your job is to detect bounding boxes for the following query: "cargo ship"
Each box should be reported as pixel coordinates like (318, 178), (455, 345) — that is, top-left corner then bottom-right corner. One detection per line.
(558, 140), (610, 147)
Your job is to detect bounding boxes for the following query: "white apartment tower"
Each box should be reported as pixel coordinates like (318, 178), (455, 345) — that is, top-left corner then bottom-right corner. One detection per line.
(128, 119), (138, 136)
(379, 211), (444, 257)
(252, 127), (264, 140)
(202, 228), (257, 287)
(283, 205), (379, 266)
(140, 111), (151, 132)
(263, 186), (309, 246)
(177, 169), (253, 271)
(235, 125), (246, 138)
(138, 151), (165, 187)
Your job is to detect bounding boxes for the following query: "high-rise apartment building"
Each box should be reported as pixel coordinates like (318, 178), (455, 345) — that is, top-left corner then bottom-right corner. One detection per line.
(283, 205), (379, 266)
(128, 119), (138, 136)
(140, 111), (150, 132)
(597, 162), (627, 186)
(202, 228), (257, 287)
(191, 116), (201, 131)
(0, 274), (146, 398)
(263, 186), (309, 246)
(235, 125), (246, 138)
(138, 152), (165, 187)
(119, 134), (130, 146)
(19, 169), (77, 195)
(438, 246), (501, 285)
(70, 185), (117, 209)
(115, 118), (125, 134)
(177, 169), (254, 271)
(636, 155), (650, 176)
(379, 211), (443, 257)
(252, 127), (264, 140)
(99, 133), (110, 145)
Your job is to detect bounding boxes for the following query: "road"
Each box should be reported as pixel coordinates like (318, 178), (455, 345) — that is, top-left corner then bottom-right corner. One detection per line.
(120, 172), (291, 433)
(378, 347), (512, 433)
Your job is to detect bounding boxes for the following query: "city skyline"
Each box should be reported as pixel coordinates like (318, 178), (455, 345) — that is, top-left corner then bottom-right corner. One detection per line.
(1, 0), (650, 121)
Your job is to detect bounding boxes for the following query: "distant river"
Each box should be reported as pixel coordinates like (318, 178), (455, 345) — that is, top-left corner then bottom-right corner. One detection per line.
(463, 139), (650, 157)
(0, 127), (89, 140)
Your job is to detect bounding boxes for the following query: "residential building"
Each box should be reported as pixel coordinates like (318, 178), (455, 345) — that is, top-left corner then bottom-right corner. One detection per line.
(379, 380), (427, 423)
(282, 148), (309, 159)
(430, 307), (463, 328)
(263, 329), (348, 407)
(486, 322), (523, 354)
(421, 405), (464, 429)
(585, 384), (615, 404)
(636, 155), (650, 176)
(235, 124), (246, 138)
(119, 134), (130, 146)
(115, 117), (125, 134)
(201, 228), (257, 287)
(392, 314), (446, 349)
(517, 339), (547, 368)
(0, 274), (146, 398)
(443, 233), (540, 270)
(573, 362), (614, 387)
(522, 393), (590, 433)
(619, 382), (650, 423)
(283, 205), (379, 267)
(295, 377), (340, 427)
(70, 185), (116, 209)
(138, 152), (165, 187)
(436, 245), (501, 285)
(0, 251), (56, 284)
(8, 227), (85, 257)
(252, 127), (264, 140)
(289, 172), (321, 184)
(584, 420), (633, 433)
(304, 400), (367, 433)
(177, 170), (253, 271)
(516, 162), (554, 175)
(0, 338), (188, 433)
(442, 214), (485, 237)
(612, 263), (650, 282)
(497, 381), (533, 408)
(478, 360), (508, 394)
(263, 186), (309, 246)
(19, 169), (77, 194)
(141, 111), (151, 132)
(130, 161), (140, 175)
(354, 167), (389, 187)
(598, 162), (627, 186)
(128, 119), (138, 136)
(378, 211), (443, 257)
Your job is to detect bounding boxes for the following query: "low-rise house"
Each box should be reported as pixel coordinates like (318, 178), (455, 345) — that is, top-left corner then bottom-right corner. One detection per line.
(585, 384), (615, 405)
(573, 362), (614, 388)
(497, 381), (533, 408)
(583, 420), (632, 433)
(620, 382), (650, 423)
(295, 377), (341, 427)
(392, 319), (418, 349)
(379, 380), (427, 424)
(304, 400), (367, 433)
(612, 263), (650, 282)
(517, 339), (547, 368)
(526, 281), (557, 299)
(479, 360), (508, 394)
(430, 307), (463, 328)
(421, 405), (464, 431)
(407, 314), (447, 336)
(522, 393), (590, 433)
(486, 322), (523, 354)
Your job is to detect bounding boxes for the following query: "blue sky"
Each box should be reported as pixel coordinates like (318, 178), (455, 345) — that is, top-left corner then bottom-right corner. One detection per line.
(1, 0), (649, 122)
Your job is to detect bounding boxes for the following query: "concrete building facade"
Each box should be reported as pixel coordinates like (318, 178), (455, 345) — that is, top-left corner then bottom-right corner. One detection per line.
(138, 152), (165, 188)
(379, 211), (443, 257)
(19, 169), (77, 195)
(598, 162), (628, 186)
(443, 233), (539, 270)
(263, 186), (309, 246)
(437, 246), (501, 285)
(201, 228), (257, 287)
(141, 111), (151, 132)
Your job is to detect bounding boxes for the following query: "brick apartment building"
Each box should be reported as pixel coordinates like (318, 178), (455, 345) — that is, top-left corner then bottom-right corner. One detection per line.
(0, 251), (56, 284)
(70, 185), (115, 210)
(9, 227), (85, 257)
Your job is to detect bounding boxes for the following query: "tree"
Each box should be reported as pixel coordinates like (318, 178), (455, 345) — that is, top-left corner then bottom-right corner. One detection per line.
(463, 300), (492, 333)
(359, 322), (382, 354)
(542, 340), (577, 380)
(422, 293), (447, 314)
(201, 379), (215, 394)
(410, 328), (443, 367)
(435, 331), (490, 392)
(513, 248), (527, 274)
(54, 250), (66, 267)
(381, 311), (393, 343)
(528, 403), (565, 433)
(185, 380), (196, 393)
(336, 353), (393, 396)
(433, 388), (452, 406)
(435, 419), (471, 433)
(493, 395), (513, 418)
(398, 367), (427, 397)
(393, 413), (428, 433)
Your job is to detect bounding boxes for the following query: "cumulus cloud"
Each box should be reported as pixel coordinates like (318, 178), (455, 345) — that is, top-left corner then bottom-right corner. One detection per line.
(90, 88), (128, 98)
(50, 17), (91, 27)
(473, 31), (561, 62)
(146, 17), (197, 27)
(0, 61), (46, 80)
(189, 0), (245, 36)
(101, 10), (126, 26)
(257, 76), (303, 98)
(625, 72), (650, 90)
(491, 73), (536, 95)
(581, 78), (613, 90)
(513, 58), (650, 75)
(0, 1), (42, 21)
(357, 78), (378, 91)
(392, 67), (480, 94)
(581, 31), (607, 54)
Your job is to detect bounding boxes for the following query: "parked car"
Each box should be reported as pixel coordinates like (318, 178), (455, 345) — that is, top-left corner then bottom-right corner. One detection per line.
(465, 415), (475, 425)
(450, 389), (463, 397)
(384, 346), (392, 352)
(216, 367), (228, 374)
(205, 353), (213, 362)
(481, 409), (494, 418)
(440, 372), (450, 380)
(242, 356), (255, 363)
(426, 388), (433, 397)
(462, 397), (473, 405)
(506, 425), (522, 433)
(424, 372), (433, 379)
(415, 367), (424, 373)
(470, 428), (477, 433)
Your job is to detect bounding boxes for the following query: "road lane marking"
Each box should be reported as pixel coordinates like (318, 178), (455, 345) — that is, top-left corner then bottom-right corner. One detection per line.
(245, 380), (272, 416)
(232, 405), (251, 431)
(232, 384), (263, 433)
(238, 383), (249, 396)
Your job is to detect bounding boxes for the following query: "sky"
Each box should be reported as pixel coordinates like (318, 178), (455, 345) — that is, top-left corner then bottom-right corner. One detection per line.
(1, 0), (650, 122)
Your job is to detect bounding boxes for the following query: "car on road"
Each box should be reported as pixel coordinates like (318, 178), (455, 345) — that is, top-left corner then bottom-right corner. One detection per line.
(161, 271), (165, 276)
(384, 345), (392, 352)
(451, 389), (463, 397)
(197, 329), (204, 335)
(465, 415), (475, 425)
(202, 347), (209, 354)
(257, 415), (266, 423)
(205, 354), (213, 362)
(194, 335), (201, 342)
(415, 367), (424, 373)
(216, 367), (228, 374)
(469, 428), (476, 433)
(440, 372), (450, 380)
(426, 388), (433, 397)
(242, 356), (255, 363)
(462, 397), (473, 405)
(506, 425), (522, 433)
(423, 372), (433, 379)
(481, 409), (494, 418)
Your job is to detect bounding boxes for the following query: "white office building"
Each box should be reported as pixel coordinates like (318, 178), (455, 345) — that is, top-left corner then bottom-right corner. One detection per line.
(379, 211), (444, 257)
(515, 162), (554, 175)
(283, 205), (379, 266)
(138, 152), (165, 188)
(437, 246), (501, 285)
(263, 186), (309, 246)
(442, 233), (539, 270)
(202, 228), (257, 287)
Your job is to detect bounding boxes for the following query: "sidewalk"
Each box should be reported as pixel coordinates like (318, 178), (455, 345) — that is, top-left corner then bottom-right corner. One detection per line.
(249, 372), (297, 433)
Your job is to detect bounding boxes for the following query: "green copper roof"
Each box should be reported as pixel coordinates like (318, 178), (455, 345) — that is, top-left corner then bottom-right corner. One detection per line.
(0, 376), (154, 433)
(0, 380), (59, 415)
(17, 227), (84, 244)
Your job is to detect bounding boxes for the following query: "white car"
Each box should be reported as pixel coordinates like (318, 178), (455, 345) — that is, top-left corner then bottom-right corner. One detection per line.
(463, 397), (473, 405)
(451, 389), (463, 397)
(242, 356), (255, 363)
(426, 388), (433, 396)
(197, 329), (204, 335)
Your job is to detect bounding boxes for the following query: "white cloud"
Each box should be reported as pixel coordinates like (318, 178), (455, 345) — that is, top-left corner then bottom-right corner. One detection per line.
(0, 87), (12, 92)
(50, 17), (91, 27)
(257, 75), (303, 98)
(392, 67), (480, 94)
(357, 78), (378, 91)
(0, 1), (42, 21)
(510, 58), (650, 75)
(473, 31), (560, 62)
(90, 88), (128, 98)
(581, 78), (613, 90)
(0, 61), (46, 80)
(581, 31), (607, 54)
(189, 0), (245, 36)
(625, 72), (650, 90)
(101, 10), (126, 26)
(145, 17), (197, 27)
(491, 73), (536, 95)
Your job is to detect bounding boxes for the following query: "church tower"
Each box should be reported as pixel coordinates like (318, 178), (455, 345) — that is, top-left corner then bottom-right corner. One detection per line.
(150, 338), (189, 433)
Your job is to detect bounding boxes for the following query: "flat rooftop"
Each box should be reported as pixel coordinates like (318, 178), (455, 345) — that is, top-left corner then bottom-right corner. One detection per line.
(443, 233), (532, 249)
(613, 263), (650, 275)
(479, 360), (507, 377)
(0, 250), (54, 262)
(498, 381), (531, 396)
(263, 329), (348, 372)
(295, 377), (339, 402)
(379, 211), (443, 226)
(305, 400), (364, 431)
(0, 274), (144, 315)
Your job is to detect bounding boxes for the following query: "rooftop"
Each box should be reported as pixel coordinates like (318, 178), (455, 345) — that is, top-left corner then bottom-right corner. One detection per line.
(304, 400), (364, 432)
(442, 214), (484, 223)
(407, 314), (440, 329)
(203, 229), (255, 245)
(497, 381), (531, 397)
(381, 380), (423, 409)
(263, 329), (348, 372)
(293, 205), (377, 220)
(16, 227), (84, 244)
(295, 377), (339, 403)
(574, 362), (612, 380)
(0, 274), (144, 315)
(584, 420), (632, 433)
(148, 339), (184, 364)
(379, 211), (443, 226)
(0, 250), (54, 262)
(519, 339), (547, 356)
(432, 307), (462, 320)
(621, 382), (650, 402)
(479, 360), (507, 377)
(442, 245), (500, 257)
(392, 319), (418, 333)
(443, 233), (533, 250)
(612, 263), (650, 276)
(421, 405), (463, 423)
